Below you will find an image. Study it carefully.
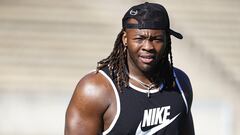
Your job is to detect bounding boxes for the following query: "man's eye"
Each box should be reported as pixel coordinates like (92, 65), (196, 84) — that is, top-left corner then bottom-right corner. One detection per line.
(154, 38), (164, 42)
(134, 38), (144, 40)
(134, 38), (144, 43)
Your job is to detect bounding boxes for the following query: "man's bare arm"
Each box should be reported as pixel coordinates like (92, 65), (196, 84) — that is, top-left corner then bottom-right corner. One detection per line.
(65, 72), (111, 135)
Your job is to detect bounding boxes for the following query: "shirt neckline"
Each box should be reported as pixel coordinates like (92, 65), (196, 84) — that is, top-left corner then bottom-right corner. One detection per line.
(128, 82), (164, 94)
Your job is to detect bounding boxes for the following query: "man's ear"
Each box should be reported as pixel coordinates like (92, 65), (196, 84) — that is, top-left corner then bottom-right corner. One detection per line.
(122, 31), (127, 46)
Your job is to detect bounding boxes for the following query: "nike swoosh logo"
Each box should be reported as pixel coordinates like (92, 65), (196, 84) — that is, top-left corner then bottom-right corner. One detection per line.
(135, 113), (181, 135)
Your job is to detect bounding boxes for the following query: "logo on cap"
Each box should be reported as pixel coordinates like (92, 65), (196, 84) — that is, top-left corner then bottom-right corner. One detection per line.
(130, 9), (138, 15)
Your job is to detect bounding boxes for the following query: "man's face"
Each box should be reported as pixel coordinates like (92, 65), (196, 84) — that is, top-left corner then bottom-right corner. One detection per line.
(123, 27), (166, 74)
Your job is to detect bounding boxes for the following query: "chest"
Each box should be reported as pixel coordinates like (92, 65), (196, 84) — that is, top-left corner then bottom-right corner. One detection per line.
(107, 88), (186, 135)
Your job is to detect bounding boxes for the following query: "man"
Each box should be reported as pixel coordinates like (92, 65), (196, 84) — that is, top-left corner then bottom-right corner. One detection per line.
(65, 2), (195, 135)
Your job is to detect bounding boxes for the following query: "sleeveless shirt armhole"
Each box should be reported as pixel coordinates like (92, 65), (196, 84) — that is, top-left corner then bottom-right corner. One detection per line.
(98, 70), (121, 135)
(173, 70), (189, 114)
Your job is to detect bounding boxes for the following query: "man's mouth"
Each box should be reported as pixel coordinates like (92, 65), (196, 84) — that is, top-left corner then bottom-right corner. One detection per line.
(139, 55), (155, 64)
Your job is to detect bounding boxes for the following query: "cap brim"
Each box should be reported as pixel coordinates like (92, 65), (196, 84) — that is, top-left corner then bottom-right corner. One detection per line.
(170, 29), (183, 39)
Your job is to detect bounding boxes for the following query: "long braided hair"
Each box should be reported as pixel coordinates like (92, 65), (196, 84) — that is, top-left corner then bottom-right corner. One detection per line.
(96, 29), (175, 91)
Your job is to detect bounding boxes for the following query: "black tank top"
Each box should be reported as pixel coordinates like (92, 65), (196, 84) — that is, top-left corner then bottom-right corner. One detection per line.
(100, 67), (189, 135)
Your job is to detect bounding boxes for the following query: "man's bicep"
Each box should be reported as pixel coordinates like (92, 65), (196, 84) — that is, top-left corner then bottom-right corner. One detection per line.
(65, 76), (108, 135)
(65, 98), (103, 135)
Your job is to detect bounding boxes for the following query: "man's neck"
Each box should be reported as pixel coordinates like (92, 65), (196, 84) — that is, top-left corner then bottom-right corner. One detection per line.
(128, 67), (159, 85)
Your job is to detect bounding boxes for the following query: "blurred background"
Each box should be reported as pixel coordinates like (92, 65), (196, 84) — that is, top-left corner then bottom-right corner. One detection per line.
(0, 0), (239, 134)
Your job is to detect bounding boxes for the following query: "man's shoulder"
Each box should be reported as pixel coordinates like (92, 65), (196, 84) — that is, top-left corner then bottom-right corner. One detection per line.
(79, 71), (107, 87)
(65, 71), (114, 132)
(68, 70), (115, 114)
(76, 70), (114, 98)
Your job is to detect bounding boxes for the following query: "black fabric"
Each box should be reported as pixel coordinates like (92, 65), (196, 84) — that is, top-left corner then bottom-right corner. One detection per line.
(102, 66), (187, 135)
(122, 2), (183, 39)
(123, 22), (168, 30)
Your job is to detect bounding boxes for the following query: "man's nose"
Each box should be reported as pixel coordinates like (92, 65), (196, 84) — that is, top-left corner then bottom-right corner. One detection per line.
(142, 40), (154, 51)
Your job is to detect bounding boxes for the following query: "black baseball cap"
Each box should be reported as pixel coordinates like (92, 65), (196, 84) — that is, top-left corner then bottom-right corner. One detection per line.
(122, 2), (183, 39)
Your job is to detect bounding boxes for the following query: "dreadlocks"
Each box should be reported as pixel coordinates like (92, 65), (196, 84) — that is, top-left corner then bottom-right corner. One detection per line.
(96, 29), (128, 91)
(96, 29), (175, 91)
